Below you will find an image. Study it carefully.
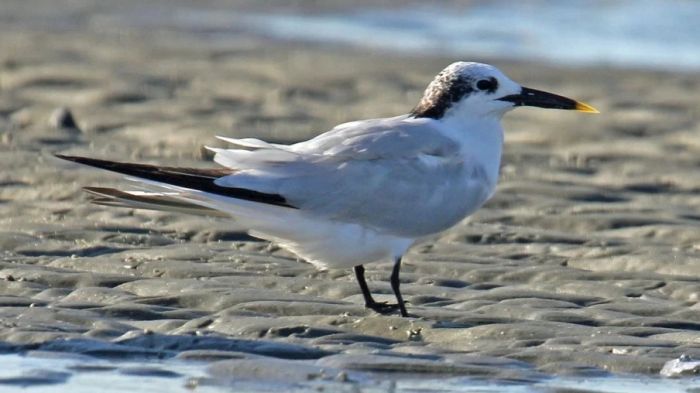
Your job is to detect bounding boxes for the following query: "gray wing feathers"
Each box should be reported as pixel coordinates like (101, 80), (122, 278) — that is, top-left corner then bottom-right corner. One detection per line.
(298, 116), (459, 159)
(210, 116), (479, 236)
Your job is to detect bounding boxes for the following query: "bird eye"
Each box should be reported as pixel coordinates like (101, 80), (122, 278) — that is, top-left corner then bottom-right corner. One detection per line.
(476, 78), (498, 92)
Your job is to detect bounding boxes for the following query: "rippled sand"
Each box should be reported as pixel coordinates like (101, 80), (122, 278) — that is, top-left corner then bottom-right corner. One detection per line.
(1, 1), (700, 390)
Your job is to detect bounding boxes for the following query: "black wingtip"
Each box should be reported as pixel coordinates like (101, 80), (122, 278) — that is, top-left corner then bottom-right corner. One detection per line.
(53, 154), (137, 174)
(54, 154), (94, 165)
(53, 153), (102, 163)
(54, 153), (296, 209)
(54, 153), (74, 161)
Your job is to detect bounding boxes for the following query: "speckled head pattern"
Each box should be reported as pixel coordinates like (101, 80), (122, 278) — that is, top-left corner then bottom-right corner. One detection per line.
(410, 62), (501, 119)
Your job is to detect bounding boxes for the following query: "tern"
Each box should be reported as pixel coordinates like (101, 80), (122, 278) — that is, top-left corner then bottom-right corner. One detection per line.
(56, 62), (597, 317)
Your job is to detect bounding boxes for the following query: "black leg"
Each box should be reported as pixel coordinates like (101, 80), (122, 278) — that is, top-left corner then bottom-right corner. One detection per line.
(354, 264), (400, 315)
(390, 257), (408, 317)
(354, 265), (375, 306)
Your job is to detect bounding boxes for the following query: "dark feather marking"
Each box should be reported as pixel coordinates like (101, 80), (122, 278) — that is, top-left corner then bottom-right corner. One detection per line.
(477, 77), (498, 94)
(84, 186), (212, 210)
(410, 71), (476, 119)
(83, 186), (230, 216)
(55, 154), (296, 208)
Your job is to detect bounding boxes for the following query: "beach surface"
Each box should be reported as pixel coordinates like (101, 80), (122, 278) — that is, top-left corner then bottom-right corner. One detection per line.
(1, 0), (700, 390)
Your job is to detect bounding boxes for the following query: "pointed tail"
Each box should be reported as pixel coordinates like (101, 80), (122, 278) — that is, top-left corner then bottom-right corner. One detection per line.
(54, 154), (296, 209)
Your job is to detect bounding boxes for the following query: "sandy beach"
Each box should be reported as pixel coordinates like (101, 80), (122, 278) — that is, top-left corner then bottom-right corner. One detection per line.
(1, 0), (700, 389)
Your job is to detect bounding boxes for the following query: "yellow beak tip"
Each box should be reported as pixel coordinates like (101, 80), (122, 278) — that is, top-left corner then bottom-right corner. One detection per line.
(575, 101), (600, 114)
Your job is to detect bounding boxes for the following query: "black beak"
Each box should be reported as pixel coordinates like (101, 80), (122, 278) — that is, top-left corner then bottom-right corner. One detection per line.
(498, 87), (598, 113)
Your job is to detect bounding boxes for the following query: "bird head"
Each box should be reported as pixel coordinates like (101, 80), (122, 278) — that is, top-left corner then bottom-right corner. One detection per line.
(410, 62), (598, 120)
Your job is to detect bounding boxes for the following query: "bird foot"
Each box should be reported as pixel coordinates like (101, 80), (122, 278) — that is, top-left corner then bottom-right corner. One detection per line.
(365, 301), (409, 317)
(365, 301), (398, 314)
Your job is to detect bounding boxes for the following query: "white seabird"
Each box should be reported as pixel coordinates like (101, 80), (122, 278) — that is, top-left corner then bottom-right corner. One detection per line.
(56, 62), (598, 317)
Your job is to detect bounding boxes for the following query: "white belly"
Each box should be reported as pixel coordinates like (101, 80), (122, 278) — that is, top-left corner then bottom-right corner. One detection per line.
(251, 218), (414, 269)
(185, 192), (414, 269)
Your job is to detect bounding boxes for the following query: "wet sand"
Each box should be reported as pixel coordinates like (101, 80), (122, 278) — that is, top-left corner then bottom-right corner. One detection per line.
(1, 0), (700, 389)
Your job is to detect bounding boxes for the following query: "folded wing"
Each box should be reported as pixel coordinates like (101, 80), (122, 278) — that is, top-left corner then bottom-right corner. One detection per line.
(58, 115), (481, 237)
(54, 154), (294, 208)
(212, 116), (480, 237)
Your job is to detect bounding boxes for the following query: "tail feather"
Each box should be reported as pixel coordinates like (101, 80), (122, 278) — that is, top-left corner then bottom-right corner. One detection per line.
(83, 187), (231, 217)
(55, 154), (296, 209)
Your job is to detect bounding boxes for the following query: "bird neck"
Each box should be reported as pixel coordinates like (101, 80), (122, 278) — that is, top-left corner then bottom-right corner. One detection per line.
(440, 112), (504, 187)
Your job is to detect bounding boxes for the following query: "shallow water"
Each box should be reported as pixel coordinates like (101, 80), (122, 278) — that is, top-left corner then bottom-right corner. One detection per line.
(2, 353), (699, 393)
(8, 0), (698, 71)
(233, 0), (700, 71)
(0, 353), (210, 393)
(90, 0), (700, 71)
